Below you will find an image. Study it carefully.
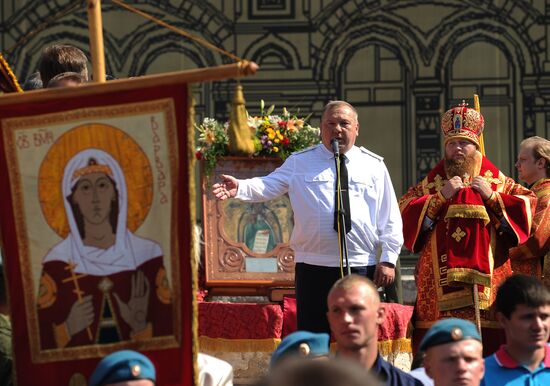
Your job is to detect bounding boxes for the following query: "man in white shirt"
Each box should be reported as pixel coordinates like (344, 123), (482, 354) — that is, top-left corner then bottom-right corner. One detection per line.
(212, 101), (403, 333)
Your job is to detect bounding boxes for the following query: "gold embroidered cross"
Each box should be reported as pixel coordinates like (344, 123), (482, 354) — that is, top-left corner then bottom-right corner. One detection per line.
(426, 175), (445, 191)
(452, 227), (466, 242)
(482, 170), (502, 185)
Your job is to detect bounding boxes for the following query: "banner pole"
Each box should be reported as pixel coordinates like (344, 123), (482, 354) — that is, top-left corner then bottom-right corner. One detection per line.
(474, 94), (485, 156)
(87, 0), (106, 83)
(473, 93), (483, 337)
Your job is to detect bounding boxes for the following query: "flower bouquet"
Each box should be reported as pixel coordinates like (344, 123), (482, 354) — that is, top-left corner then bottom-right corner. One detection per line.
(196, 101), (320, 175)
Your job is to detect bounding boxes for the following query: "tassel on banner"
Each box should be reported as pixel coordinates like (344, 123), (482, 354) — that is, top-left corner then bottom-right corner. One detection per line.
(228, 80), (255, 155)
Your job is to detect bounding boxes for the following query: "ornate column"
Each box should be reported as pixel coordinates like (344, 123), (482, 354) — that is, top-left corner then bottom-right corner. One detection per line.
(544, 0), (550, 72)
(522, 76), (539, 139)
(536, 1), (550, 137)
(412, 80), (444, 181)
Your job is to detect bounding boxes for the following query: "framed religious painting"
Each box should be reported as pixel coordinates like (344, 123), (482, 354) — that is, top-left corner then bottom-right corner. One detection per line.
(0, 73), (204, 386)
(202, 157), (295, 296)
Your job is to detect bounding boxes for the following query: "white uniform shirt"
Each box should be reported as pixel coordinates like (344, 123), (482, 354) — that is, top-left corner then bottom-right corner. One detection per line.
(198, 353), (233, 386)
(236, 144), (403, 266)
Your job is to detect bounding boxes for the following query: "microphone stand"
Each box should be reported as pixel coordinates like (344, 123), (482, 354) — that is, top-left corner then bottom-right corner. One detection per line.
(332, 140), (351, 276)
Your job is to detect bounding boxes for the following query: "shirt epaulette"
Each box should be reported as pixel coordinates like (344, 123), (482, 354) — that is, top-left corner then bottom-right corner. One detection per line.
(292, 144), (319, 155)
(359, 146), (384, 162)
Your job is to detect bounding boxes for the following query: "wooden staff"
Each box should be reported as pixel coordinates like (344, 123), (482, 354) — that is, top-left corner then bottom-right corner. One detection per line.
(474, 94), (485, 156)
(472, 93), (483, 337)
(86, 0), (106, 83)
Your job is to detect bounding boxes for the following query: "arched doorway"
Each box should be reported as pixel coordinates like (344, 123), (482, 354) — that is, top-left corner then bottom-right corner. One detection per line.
(339, 43), (409, 196)
(446, 41), (516, 175)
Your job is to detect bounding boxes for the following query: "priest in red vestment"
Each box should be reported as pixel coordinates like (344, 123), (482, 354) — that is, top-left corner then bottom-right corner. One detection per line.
(399, 103), (536, 355)
(510, 136), (550, 286)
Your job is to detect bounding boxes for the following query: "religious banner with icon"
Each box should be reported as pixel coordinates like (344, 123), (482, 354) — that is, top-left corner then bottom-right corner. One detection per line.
(0, 77), (195, 386)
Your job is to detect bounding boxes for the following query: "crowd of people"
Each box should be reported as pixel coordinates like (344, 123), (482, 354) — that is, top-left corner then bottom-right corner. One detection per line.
(1, 42), (549, 385)
(213, 93), (550, 385)
(258, 270), (550, 386)
(42, 271), (550, 386)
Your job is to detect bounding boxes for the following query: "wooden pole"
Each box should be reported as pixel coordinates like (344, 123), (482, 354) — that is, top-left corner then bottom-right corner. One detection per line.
(473, 285), (483, 337)
(0, 62), (259, 105)
(473, 94), (484, 337)
(473, 94), (485, 156)
(87, 0), (106, 83)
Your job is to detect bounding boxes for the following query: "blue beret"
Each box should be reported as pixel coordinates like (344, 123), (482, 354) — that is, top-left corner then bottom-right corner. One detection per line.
(89, 350), (156, 386)
(420, 318), (482, 351)
(271, 331), (330, 367)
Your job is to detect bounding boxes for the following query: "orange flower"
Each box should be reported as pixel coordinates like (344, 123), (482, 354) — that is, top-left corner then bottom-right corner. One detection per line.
(287, 119), (304, 131)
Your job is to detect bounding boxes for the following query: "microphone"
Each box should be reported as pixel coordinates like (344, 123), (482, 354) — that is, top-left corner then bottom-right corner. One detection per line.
(331, 138), (340, 157)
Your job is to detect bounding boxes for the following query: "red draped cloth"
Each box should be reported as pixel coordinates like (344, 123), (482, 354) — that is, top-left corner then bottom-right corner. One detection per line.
(198, 301), (284, 352)
(400, 154), (535, 355)
(199, 299), (413, 356)
(199, 302), (284, 339)
(445, 188), (492, 287)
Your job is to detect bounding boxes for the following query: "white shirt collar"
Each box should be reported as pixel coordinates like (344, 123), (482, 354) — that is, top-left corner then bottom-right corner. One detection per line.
(319, 144), (359, 160)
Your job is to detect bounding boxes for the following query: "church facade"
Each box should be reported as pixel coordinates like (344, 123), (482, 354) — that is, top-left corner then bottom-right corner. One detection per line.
(2, 0), (549, 202)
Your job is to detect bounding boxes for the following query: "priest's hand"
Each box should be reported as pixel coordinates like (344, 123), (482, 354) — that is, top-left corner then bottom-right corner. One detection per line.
(471, 176), (492, 200)
(114, 270), (150, 334)
(66, 294), (94, 337)
(373, 262), (395, 288)
(212, 174), (239, 200)
(441, 176), (464, 200)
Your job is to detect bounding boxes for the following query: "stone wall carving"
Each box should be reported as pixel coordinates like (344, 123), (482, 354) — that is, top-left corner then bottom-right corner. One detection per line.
(2, 0), (549, 194)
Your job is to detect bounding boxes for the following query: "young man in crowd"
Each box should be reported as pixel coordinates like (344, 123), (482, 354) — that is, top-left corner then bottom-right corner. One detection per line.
(47, 71), (87, 88)
(326, 274), (421, 386)
(421, 318), (484, 386)
(89, 350), (155, 386)
(38, 44), (88, 88)
(270, 330), (330, 367)
(482, 274), (550, 385)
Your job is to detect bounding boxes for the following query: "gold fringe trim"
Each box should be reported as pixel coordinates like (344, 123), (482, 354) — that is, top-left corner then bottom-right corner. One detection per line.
(378, 338), (412, 355)
(199, 337), (412, 355)
(444, 204), (490, 225)
(198, 337), (281, 352)
(479, 299), (490, 310)
(416, 320), (500, 329)
(188, 88), (199, 386)
(331, 339), (411, 355)
(447, 268), (491, 287)
(438, 296), (473, 312)
(438, 290), (490, 311)
(0, 53), (22, 92)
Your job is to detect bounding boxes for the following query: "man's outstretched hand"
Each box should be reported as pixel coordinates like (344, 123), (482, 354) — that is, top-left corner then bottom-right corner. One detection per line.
(212, 174), (239, 200)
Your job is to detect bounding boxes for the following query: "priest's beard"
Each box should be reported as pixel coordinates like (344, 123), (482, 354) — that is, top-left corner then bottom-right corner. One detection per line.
(445, 153), (477, 179)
